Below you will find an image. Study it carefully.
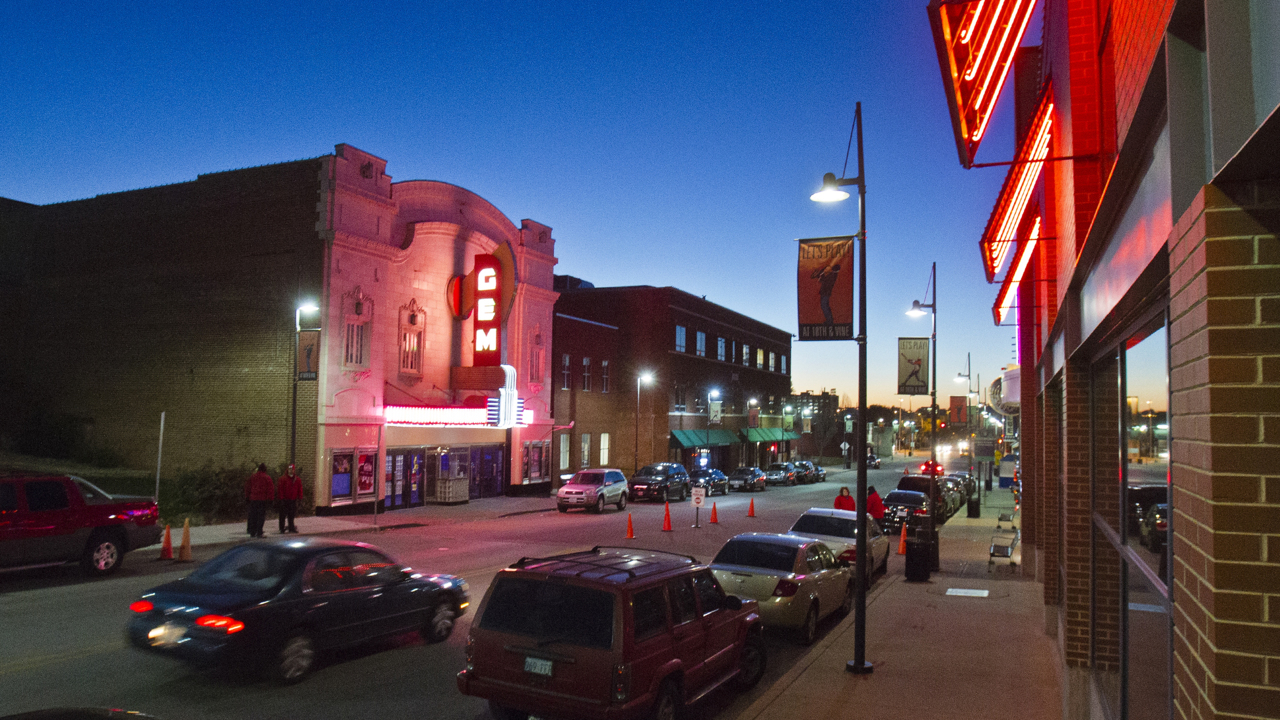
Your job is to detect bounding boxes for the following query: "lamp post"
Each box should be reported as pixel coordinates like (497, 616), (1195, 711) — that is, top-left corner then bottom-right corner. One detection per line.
(636, 372), (653, 474)
(705, 389), (720, 468)
(291, 303), (320, 467)
(811, 100), (871, 675)
(907, 263), (938, 571)
(955, 352), (977, 490)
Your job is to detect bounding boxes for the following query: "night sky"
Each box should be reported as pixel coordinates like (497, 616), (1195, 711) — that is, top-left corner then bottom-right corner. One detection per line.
(1, 1), (1081, 408)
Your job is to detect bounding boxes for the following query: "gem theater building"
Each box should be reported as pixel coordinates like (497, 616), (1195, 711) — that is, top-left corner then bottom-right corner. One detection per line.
(927, 1), (1280, 719)
(0, 144), (558, 510)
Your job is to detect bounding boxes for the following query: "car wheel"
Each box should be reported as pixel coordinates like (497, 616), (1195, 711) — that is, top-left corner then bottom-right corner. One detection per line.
(617, 492), (627, 511)
(557, 505), (568, 513)
(840, 582), (855, 616)
(273, 632), (317, 684)
(649, 678), (681, 720)
(421, 601), (457, 643)
(594, 495), (606, 514)
(798, 603), (819, 646)
(488, 700), (530, 720)
(82, 530), (124, 576)
(730, 631), (768, 690)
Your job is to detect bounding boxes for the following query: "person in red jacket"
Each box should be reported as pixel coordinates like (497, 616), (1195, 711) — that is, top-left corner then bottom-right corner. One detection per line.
(834, 486), (856, 511)
(866, 486), (887, 521)
(277, 464), (304, 534)
(245, 463), (276, 538)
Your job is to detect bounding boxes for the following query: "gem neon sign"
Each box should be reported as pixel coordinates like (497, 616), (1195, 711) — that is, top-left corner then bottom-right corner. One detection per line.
(994, 216), (1040, 325)
(980, 90), (1053, 281)
(928, 0), (1040, 168)
(472, 254), (502, 367)
(384, 405), (533, 428)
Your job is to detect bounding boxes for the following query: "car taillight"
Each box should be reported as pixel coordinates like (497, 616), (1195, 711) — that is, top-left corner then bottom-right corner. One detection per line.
(913, 508), (927, 515)
(772, 579), (800, 597)
(838, 548), (857, 563)
(195, 615), (245, 634)
(130, 600), (154, 613)
(612, 662), (631, 702)
(1156, 520), (1167, 530)
(465, 635), (474, 672)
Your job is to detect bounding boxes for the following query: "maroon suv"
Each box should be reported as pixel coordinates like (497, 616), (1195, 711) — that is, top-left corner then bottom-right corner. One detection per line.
(458, 546), (767, 720)
(0, 473), (162, 575)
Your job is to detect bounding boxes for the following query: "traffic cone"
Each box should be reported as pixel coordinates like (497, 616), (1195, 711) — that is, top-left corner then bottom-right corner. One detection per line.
(747, 499), (756, 518)
(898, 522), (908, 555)
(709, 503), (718, 524)
(662, 502), (673, 532)
(157, 524), (173, 560)
(626, 513), (635, 539)
(177, 518), (193, 562)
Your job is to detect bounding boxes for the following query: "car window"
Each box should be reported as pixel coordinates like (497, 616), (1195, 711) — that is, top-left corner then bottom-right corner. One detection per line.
(713, 539), (798, 573)
(631, 586), (669, 641)
(480, 577), (615, 649)
(189, 545), (300, 591)
(791, 514), (856, 539)
(867, 519), (882, 539)
(667, 576), (699, 625)
(805, 546), (825, 572)
(692, 571), (725, 614)
(24, 480), (70, 512)
(304, 552), (357, 593)
(815, 544), (837, 569)
(607, 471), (627, 485)
(0, 483), (16, 512)
(71, 477), (115, 504)
(347, 549), (400, 586)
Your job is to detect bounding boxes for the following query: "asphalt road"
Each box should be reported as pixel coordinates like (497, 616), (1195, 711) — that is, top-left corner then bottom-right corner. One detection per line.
(0, 458), (926, 720)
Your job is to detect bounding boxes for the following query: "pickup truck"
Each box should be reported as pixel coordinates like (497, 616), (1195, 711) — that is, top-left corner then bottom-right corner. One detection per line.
(1, 473), (163, 575)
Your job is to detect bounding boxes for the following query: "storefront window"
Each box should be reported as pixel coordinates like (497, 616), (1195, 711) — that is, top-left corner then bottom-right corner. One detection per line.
(581, 433), (591, 468)
(600, 433), (610, 465)
(331, 452), (354, 501)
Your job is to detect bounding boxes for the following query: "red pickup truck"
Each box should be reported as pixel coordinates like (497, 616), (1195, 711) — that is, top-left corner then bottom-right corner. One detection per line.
(0, 473), (163, 576)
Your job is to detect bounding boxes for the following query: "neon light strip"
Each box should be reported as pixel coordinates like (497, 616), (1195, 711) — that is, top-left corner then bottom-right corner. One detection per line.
(971, 0), (1025, 111)
(963, 0), (1006, 81)
(384, 406), (490, 426)
(996, 217), (1040, 324)
(987, 103), (1052, 273)
(970, 0), (1037, 142)
(958, 0), (987, 44)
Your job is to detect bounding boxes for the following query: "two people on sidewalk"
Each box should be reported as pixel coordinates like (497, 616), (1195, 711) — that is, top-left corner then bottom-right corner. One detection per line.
(245, 463), (305, 538)
(834, 485), (886, 520)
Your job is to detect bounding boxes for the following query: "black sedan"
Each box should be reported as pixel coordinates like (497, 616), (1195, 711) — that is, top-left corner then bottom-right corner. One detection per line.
(690, 468), (729, 496)
(879, 490), (930, 534)
(127, 537), (469, 683)
(728, 467), (767, 492)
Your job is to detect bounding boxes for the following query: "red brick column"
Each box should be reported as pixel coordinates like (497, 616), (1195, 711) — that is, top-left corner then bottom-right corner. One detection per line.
(1020, 269), (1039, 562)
(1042, 380), (1062, 612)
(1093, 353), (1123, 693)
(1063, 357), (1093, 668)
(1169, 182), (1280, 720)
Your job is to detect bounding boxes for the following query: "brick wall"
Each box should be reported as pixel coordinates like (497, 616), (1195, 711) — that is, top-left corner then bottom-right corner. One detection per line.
(1063, 357), (1093, 667)
(1092, 352), (1123, 677)
(1042, 380), (1063, 609)
(1112, 0), (1177, 147)
(1169, 182), (1280, 720)
(1020, 266), (1039, 552)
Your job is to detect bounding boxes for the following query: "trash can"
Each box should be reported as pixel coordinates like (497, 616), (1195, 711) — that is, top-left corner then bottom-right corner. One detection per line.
(967, 495), (981, 518)
(904, 516), (932, 582)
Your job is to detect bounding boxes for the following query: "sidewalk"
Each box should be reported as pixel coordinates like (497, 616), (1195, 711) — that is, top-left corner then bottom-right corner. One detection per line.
(733, 494), (1063, 720)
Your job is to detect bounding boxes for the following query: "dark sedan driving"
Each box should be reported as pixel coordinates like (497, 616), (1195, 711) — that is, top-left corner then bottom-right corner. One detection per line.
(127, 537), (469, 683)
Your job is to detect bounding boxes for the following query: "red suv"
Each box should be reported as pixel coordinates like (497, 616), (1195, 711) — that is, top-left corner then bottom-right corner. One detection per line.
(0, 473), (162, 575)
(457, 546), (767, 720)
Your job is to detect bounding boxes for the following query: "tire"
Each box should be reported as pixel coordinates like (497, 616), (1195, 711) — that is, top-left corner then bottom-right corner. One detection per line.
(82, 530), (124, 576)
(730, 631), (768, 690)
(422, 601), (457, 643)
(557, 505), (568, 513)
(594, 495), (606, 514)
(649, 678), (681, 720)
(273, 632), (317, 684)
(488, 700), (530, 720)
(798, 604), (819, 646)
(839, 582), (855, 616)
(617, 492), (627, 511)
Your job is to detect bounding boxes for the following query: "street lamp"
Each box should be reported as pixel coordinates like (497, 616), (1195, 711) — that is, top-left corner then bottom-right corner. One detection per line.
(291, 302), (320, 467)
(636, 372), (654, 474)
(811, 100), (871, 675)
(908, 262), (939, 572)
(705, 389), (720, 468)
(955, 352), (978, 492)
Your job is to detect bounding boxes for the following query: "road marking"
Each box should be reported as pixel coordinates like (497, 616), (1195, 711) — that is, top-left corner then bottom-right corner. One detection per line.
(946, 588), (990, 597)
(0, 639), (126, 676)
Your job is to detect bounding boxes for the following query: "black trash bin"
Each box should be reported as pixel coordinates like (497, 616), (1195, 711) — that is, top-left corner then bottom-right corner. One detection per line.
(904, 516), (932, 582)
(967, 495), (981, 518)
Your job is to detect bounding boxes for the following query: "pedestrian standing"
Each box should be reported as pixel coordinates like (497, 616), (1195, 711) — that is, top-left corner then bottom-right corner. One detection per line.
(245, 463), (275, 538)
(866, 486), (886, 520)
(834, 486), (856, 511)
(277, 464), (303, 534)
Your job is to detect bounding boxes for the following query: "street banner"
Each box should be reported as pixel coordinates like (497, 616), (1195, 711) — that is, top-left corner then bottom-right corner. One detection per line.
(783, 413), (794, 432)
(748, 407), (760, 428)
(797, 236), (854, 341)
(709, 400), (722, 425)
(949, 396), (968, 424)
(845, 417), (854, 433)
(297, 330), (320, 381)
(898, 337), (930, 395)
(803, 417), (812, 434)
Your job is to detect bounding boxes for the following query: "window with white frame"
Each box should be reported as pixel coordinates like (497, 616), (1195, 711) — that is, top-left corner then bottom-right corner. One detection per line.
(676, 325), (687, 352)
(561, 354), (571, 390)
(781, 355), (787, 374)
(696, 331), (706, 357)
(601, 360), (610, 393)
(343, 290), (372, 369)
(769, 352), (776, 372)
(600, 433), (610, 465)
(717, 337), (726, 361)
(742, 344), (750, 366)
(757, 348), (764, 369)
(559, 433), (570, 470)
(580, 433), (591, 468)
(582, 357), (592, 391)
(399, 301), (424, 375)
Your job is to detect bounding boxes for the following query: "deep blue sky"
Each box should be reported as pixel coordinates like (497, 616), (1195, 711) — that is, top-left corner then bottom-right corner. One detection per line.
(1, 1), (1041, 407)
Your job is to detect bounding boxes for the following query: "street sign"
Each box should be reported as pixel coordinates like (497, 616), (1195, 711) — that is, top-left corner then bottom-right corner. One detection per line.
(692, 486), (707, 507)
(840, 441), (850, 451)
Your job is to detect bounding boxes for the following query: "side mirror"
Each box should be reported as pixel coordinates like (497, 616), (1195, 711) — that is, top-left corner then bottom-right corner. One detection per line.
(723, 595), (743, 611)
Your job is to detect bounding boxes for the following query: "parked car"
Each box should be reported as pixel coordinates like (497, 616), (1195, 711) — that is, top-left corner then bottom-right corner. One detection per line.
(866, 453), (881, 469)
(1139, 503), (1169, 552)
(809, 463), (827, 482)
(879, 490), (931, 534)
(0, 472), (162, 576)
(711, 533), (853, 645)
(459, 546), (767, 720)
(628, 463), (690, 502)
(938, 477), (967, 513)
(896, 475), (948, 519)
(128, 537), (468, 683)
(792, 461), (816, 484)
(948, 471), (977, 498)
(557, 469), (629, 513)
(728, 467), (767, 492)
(787, 508), (890, 580)
(764, 462), (799, 486)
(690, 468), (729, 496)
(1127, 484), (1167, 533)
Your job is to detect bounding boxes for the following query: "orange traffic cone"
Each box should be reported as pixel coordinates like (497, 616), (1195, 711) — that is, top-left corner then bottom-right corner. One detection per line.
(177, 518), (193, 562)
(662, 502), (673, 532)
(898, 522), (908, 555)
(709, 503), (718, 524)
(747, 499), (756, 518)
(626, 513), (636, 539)
(157, 524), (173, 560)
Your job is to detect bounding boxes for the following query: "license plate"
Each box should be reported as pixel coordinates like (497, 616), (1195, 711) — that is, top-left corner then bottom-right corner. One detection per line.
(897, 510), (908, 517)
(525, 656), (553, 676)
(148, 623), (186, 647)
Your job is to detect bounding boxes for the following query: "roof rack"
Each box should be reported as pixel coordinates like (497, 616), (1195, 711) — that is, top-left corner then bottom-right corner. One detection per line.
(507, 546), (697, 582)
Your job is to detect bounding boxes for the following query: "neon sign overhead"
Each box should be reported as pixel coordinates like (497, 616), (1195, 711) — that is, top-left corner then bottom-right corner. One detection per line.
(979, 89), (1052, 281)
(927, 0), (1039, 168)
(994, 215), (1040, 325)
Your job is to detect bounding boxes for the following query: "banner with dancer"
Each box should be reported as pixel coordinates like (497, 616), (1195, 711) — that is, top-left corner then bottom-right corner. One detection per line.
(797, 236), (854, 341)
(898, 337), (930, 395)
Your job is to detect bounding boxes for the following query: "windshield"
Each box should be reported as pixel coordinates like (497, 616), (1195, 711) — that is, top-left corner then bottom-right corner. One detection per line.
(767, 464), (789, 472)
(187, 546), (300, 591)
(713, 540), (797, 573)
(479, 577), (615, 649)
(885, 491), (926, 506)
(637, 465), (667, 476)
(791, 514), (857, 539)
(729, 468), (755, 477)
(569, 472), (605, 486)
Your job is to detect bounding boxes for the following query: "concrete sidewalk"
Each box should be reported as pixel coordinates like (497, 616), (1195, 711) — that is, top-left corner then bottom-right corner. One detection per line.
(732, 495), (1062, 720)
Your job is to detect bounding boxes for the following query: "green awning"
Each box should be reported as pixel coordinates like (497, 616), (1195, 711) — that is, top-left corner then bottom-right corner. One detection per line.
(671, 429), (740, 447)
(744, 428), (793, 442)
(781, 430), (802, 441)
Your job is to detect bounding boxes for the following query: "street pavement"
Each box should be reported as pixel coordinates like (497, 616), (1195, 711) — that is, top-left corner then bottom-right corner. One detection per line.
(170, 461), (1063, 720)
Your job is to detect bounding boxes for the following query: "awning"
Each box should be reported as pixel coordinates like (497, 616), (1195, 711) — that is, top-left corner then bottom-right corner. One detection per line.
(670, 429), (740, 448)
(781, 430), (802, 441)
(743, 428), (797, 442)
